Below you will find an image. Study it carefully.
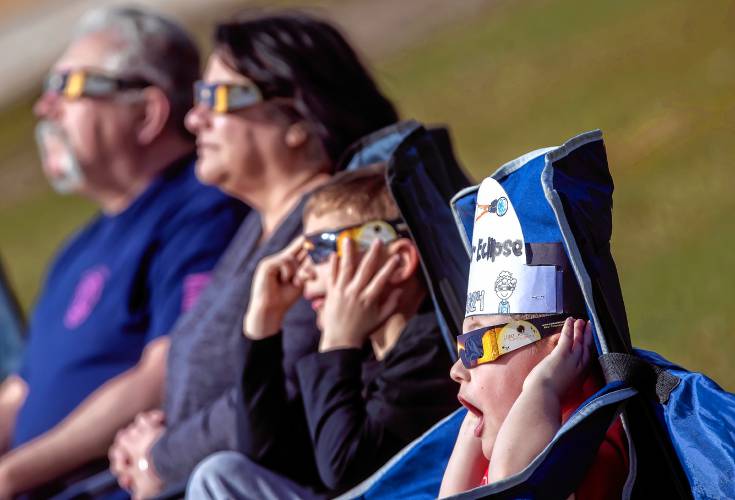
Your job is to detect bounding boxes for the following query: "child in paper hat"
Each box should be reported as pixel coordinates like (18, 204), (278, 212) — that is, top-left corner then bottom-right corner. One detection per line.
(440, 175), (628, 498)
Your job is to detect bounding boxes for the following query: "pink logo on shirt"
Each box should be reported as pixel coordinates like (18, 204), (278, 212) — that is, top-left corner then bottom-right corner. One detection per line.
(182, 272), (212, 312)
(63, 265), (110, 330)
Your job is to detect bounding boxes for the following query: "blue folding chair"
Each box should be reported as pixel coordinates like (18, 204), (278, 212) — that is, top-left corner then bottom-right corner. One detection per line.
(338, 129), (735, 500)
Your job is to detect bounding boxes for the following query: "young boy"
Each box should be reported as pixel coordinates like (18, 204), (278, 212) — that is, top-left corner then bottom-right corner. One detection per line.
(439, 176), (629, 499)
(231, 164), (458, 496)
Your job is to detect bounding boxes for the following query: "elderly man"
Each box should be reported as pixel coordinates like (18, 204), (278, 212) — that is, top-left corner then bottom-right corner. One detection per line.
(0, 7), (247, 497)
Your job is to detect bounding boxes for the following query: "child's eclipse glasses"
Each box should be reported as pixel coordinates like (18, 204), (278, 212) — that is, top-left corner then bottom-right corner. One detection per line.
(193, 81), (263, 113)
(44, 70), (150, 99)
(303, 219), (409, 264)
(457, 313), (569, 368)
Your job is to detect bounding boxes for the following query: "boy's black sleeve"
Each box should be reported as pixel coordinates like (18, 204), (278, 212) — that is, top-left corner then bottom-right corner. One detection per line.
(295, 312), (458, 493)
(235, 298), (322, 488)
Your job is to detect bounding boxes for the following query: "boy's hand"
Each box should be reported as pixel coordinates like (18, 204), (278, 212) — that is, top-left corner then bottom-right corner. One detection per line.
(523, 318), (593, 398)
(486, 319), (593, 484)
(439, 410), (489, 497)
(319, 239), (402, 351)
(244, 237), (306, 340)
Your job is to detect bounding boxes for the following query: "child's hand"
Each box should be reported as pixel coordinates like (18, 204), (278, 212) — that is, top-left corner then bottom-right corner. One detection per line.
(319, 238), (402, 351)
(243, 236), (306, 340)
(439, 410), (489, 497)
(485, 319), (594, 484)
(523, 318), (594, 399)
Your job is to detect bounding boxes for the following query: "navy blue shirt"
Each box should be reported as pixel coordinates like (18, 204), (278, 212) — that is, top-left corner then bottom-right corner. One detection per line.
(13, 156), (248, 447)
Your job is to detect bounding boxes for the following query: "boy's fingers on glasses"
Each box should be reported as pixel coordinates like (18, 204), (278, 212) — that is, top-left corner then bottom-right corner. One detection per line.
(573, 319), (585, 346)
(329, 251), (339, 287)
(295, 257), (314, 281)
(278, 261), (295, 283)
(295, 246), (308, 264)
(361, 254), (400, 302)
(337, 238), (357, 286)
(284, 235), (305, 257)
(557, 320), (574, 353)
(352, 239), (383, 288)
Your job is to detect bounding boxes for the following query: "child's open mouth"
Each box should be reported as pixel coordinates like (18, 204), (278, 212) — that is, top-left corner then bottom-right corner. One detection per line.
(304, 294), (325, 312)
(458, 396), (485, 438)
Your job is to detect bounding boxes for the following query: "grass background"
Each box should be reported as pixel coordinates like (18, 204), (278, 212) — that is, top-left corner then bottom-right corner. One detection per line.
(1, 0), (733, 389)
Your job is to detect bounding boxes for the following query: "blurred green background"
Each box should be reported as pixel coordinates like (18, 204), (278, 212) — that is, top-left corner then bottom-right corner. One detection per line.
(1, 0), (733, 389)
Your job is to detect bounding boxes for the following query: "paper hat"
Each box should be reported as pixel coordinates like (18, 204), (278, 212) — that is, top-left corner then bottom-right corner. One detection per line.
(454, 147), (591, 323)
(452, 130), (633, 354)
(465, 176), (565, 316)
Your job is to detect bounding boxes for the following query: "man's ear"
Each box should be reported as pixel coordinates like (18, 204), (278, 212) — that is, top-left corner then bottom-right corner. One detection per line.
(136, 87), (170, 146)
(387, 239), (420, 284)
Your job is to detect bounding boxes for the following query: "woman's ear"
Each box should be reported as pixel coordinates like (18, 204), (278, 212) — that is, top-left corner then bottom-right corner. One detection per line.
(284, 121), (309, 149)
(284, 120), (329, 166)
(387, 239), (420, 284)
(136, 87), (170, 146)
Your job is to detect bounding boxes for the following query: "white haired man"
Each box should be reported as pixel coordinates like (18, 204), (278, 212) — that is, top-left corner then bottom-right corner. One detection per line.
(0, 7), (247, 497)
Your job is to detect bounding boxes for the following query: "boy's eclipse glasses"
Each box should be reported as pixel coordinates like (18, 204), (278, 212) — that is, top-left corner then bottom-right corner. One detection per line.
(457, 313), (569, 368)
(303, 219), (409, 264)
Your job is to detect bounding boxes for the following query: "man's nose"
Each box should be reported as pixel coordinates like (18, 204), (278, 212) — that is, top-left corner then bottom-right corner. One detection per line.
(33, 91), (61, 119)
(450, 359), (469, 383)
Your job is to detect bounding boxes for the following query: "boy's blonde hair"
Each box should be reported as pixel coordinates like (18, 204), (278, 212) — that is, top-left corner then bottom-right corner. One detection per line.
(304, 163), (400, 221)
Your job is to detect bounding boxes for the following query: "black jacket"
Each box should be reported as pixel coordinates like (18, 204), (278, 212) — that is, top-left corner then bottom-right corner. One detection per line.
(236, 302), (459, 493)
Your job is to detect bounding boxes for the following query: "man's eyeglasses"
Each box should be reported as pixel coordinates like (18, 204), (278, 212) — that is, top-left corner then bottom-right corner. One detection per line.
(303, 219), (409, 265)
(193, 81), (263, 113)
(457, 314), (568, 368)
(43, 70), (150, 99)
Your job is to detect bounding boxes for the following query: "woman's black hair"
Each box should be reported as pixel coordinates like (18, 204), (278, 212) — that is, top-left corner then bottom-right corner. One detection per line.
(214, 11), (399, 166)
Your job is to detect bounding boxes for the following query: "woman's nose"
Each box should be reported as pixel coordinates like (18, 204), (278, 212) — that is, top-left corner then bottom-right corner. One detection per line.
(184, 105), (209, 135)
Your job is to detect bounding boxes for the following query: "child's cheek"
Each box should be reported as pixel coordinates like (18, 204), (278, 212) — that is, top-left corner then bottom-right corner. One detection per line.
(314, 263), (333, 291)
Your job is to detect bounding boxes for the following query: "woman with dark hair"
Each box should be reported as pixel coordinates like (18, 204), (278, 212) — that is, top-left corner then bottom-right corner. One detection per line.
(107, 11), (397, 499)
(213, 14), (397, 167)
